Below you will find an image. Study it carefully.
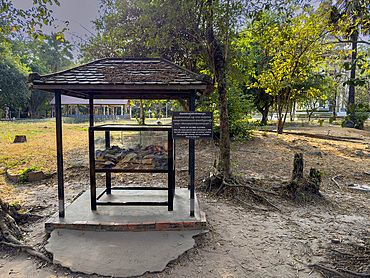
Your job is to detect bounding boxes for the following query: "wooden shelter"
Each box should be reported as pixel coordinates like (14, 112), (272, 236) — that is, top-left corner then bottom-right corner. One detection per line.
(28, 57), (213, 217)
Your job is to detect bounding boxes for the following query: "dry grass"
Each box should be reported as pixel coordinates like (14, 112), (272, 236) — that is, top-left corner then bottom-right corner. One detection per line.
(0, 118), (172, 197)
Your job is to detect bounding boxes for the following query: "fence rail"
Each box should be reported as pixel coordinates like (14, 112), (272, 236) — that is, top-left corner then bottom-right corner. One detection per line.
(62, 114), (130, 120)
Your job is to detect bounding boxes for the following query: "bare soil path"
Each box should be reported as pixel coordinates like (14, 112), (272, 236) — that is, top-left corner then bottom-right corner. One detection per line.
(0, 121), (369, 278)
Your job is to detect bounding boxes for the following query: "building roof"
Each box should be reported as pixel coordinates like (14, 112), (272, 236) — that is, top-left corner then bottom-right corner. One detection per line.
(28, 58), (213, 100)
(49, 95), (128, 106)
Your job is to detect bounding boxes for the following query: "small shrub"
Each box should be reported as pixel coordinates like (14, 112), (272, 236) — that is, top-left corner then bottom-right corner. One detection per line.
(354, 112), (369, 129)
(214, 117), (255, 140)
(341, 112), (369, 129)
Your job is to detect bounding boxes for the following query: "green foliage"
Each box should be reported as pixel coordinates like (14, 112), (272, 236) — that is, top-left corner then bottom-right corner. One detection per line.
(229, 117), (255, 139)
(249, 6), (332, 132)
(0, 0), (66, 40)
(355, 112), (369, 127)
(81, 0), (244, 68)
(0, 42), (30, 112)
(200, 83), (253, 139)
(0, 33), (74, 118)
(325, 0), (370, 126)
(341, 104), (369, 129)
(18, 165), (40, 183)
(67, 126), (88, 131)
(229, 12), (278, 125)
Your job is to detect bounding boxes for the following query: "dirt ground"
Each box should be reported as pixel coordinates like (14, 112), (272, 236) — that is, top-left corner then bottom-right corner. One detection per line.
(0, 122), (369, 278)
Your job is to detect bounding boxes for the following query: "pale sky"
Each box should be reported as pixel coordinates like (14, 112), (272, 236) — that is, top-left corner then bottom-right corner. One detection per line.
(13, 0), (101, 56)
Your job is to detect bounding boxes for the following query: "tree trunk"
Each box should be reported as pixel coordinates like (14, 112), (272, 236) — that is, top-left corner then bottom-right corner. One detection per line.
(206, 0), (231, 178)
(259, 107), (269, 126)
(277, 88), (291, 134)
(256, 101), (270, 126)
(332, 91), (337, 120)
(139, 99), (145, 125)
(344, 32), (358, 128)
(289, 102), (295, 121)
(215, 56), (231, 178)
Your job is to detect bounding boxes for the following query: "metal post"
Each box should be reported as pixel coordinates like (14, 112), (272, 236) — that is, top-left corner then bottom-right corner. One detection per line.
(105, 131), (111, 194)
(55, 90), (64, 217)
(89, 94), (94, 128)
(89, 94), (97, 210)
(168, 130), (174, 211)
(189, 91), (195, 217)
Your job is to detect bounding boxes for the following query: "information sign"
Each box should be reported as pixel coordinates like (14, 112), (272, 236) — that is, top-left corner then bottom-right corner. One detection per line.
(172, 111), (213, 139)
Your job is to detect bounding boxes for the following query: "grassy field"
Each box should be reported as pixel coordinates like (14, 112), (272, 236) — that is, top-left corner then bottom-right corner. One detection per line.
(0, 118), (171, 194)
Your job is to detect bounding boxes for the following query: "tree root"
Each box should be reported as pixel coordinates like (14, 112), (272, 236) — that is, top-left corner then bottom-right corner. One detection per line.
(0, 198), (49, 262)
(223, 182), (278, 196)
(200, 173), (281, 212)
(223, 181), (281, 212)
(332, 175), (342, 190)
(234, 188), (271, 212)
(0, 241), (51, 262)
(308, 264), (345, 277)
(308, 264), (370, 278)
(336, 268), (370, 277)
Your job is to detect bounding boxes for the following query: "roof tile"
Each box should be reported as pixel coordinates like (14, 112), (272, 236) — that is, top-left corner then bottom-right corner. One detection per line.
(29, 58), (210, 92)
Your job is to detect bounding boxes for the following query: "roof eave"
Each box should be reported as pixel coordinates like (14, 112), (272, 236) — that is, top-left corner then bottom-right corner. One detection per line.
(32, 83), (208, 92)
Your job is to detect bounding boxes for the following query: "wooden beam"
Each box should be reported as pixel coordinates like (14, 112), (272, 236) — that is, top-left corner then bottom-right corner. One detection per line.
(32, 83), (207, 92)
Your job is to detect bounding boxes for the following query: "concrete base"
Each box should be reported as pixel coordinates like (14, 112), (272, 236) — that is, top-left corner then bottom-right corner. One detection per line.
(45, 229), (203, 277)
(46, 188), (207, 232)
(45, 187), (207, 277)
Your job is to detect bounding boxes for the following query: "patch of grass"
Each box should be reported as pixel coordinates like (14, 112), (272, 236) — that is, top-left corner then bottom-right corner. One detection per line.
(18, 165), (42, 183)
(0, 119), (88, 177)
(67, 126), (88, 131)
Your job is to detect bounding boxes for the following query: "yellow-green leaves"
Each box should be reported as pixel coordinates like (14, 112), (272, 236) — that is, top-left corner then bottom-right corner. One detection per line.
(256, 6), (331, 99)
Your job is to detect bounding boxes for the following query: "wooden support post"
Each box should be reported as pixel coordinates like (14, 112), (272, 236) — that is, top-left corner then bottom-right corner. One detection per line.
(168, 130), (174, 211)
(55, 90), (64, 217)
(89, 94), (96, 210)
(105, 131), (111, 194)
(189, 91), (195, 217)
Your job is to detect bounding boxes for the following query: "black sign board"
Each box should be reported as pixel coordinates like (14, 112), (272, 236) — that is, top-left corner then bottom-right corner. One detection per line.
(172, 111), (213, 139)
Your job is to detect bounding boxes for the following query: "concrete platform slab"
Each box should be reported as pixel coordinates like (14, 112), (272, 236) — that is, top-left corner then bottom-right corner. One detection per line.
(46, 188), (207, 232)
(45, 229), (203, 278)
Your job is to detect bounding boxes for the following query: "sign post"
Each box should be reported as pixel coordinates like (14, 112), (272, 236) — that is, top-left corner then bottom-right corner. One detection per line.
(172, 111), (213, 217)
(172, 111), (213, 139)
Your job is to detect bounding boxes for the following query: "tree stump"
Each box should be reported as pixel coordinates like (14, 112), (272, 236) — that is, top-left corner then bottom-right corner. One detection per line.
(13, 135), (27, 143)
(282, 153), (323, 202)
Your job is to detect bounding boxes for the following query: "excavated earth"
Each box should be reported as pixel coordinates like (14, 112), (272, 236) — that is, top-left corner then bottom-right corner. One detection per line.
(0, 124), (369, 278)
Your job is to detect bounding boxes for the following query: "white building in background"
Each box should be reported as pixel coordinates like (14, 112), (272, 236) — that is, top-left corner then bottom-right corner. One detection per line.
(50, 95), (131, 119)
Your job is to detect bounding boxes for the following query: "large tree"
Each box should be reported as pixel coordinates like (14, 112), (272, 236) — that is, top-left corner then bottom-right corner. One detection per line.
(234, 13), (278, 125)
(82, 0), (248, 178)
(324, 0), (370, 127)
(0, 42), (30, 114)
(9, 34), (74, 118)
(0, 1), (69, 259)
(254, 6), (331, 133)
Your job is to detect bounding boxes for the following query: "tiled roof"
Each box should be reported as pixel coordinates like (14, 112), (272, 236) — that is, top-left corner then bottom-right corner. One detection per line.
(29, 58), (210, 87)
(29, 58), (212, 100)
